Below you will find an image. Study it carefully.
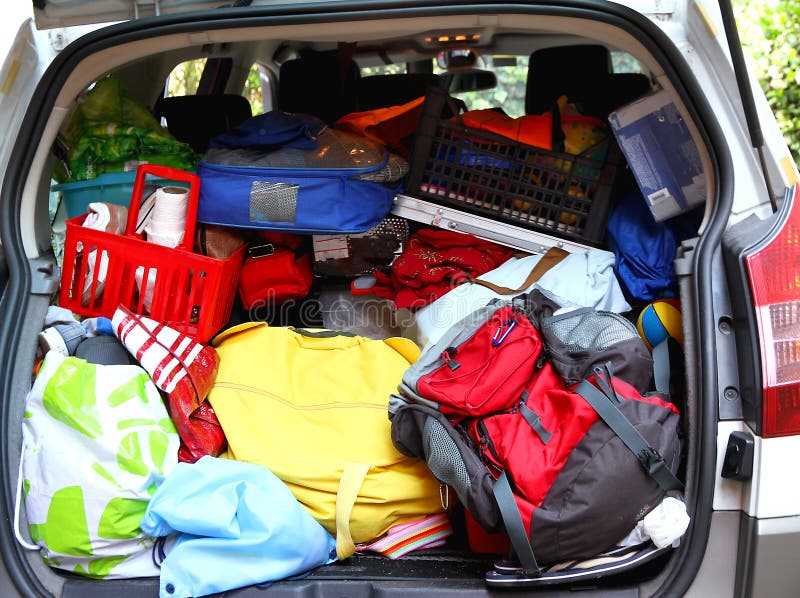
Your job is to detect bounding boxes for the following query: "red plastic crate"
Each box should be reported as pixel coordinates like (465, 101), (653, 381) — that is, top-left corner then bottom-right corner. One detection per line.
(59, 164), (245, 343)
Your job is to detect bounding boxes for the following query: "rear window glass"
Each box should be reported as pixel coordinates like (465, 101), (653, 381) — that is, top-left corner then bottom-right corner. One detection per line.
(244, 63), (266, 114)
(166, 58), (207, 96)
(611, 51), (645, 74)
(435, 54), (529, 117)
(361, 64), (407, 76)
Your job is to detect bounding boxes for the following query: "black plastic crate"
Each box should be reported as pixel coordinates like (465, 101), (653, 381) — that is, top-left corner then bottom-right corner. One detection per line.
(406, 87), (620, 244)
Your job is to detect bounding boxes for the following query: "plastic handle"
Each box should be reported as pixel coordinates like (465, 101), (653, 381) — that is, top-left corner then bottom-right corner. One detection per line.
(124, 163), (201, 252)
(452, 100), (466, 125)
(443, 91), (466, 127)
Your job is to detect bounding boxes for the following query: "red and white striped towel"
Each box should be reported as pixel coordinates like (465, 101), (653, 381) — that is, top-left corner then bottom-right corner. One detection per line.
(112, 305), (225, 462)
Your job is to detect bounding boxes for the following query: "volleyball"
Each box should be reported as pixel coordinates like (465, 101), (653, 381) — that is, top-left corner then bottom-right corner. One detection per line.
(636, 299), (683, 351)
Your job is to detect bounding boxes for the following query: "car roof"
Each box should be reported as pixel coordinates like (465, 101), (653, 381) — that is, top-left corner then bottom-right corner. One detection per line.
(32, 0), (677, 29)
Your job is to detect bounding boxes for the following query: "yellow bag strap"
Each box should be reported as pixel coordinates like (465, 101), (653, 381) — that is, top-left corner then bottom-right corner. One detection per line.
(383, 336), (421, 364)
(335, 462), (371, 560)
(211, 321), (266, 346)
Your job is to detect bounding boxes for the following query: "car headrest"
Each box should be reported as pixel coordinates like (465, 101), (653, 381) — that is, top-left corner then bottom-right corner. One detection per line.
(154, 94), (252, 153)
(278, 49), (360, 124)
(525, 44), (650, 119)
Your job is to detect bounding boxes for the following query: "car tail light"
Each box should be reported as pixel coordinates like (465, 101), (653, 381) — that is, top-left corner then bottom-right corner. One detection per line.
(745, 184), (800, 437)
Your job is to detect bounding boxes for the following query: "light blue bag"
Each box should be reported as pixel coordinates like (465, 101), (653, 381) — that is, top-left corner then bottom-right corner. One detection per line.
(140, 456), (337, 598)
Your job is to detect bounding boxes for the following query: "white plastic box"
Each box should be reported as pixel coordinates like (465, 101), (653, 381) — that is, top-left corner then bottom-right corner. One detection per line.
(609, 89), (706, 221)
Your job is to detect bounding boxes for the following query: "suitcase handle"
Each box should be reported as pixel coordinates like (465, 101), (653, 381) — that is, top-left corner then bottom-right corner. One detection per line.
(124, 164), (201, 253)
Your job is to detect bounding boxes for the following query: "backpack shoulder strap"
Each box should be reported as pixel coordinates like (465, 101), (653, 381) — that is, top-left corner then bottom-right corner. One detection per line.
(651, 339), (671, 395)
(575, 373), (683, 493)
(493, 472), (542, 577)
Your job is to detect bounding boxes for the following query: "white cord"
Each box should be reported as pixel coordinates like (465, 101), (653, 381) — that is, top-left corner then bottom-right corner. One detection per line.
(13, 442), (40, 551)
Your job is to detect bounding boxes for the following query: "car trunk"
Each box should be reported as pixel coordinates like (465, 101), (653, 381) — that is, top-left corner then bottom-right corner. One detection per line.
(0, 1), (740, 596)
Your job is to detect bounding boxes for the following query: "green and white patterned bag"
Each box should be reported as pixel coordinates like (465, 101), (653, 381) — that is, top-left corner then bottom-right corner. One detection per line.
(20, 351), (179, 579)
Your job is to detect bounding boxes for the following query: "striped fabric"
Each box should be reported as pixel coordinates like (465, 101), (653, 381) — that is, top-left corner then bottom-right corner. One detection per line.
(359, 513), (453, 559)
(112, 305), (224, 462)
(113, 309), (204, 394)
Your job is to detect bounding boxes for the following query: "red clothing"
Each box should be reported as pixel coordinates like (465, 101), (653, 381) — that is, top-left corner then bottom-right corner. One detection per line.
(372, 229), (514, 309)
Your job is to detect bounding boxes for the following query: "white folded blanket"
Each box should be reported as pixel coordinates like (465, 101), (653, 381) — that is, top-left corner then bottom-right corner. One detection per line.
(414, 248), (630, 350)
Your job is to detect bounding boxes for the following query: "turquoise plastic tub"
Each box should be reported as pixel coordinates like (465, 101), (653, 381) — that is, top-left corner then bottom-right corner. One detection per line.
(53, 171), (189, 218)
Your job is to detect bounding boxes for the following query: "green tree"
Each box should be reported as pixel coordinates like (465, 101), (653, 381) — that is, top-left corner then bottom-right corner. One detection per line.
(166, 59), (206, 96)
(737, 0), (800, 160)
(244, 64), (264, 115)
(362, 64), (406, 76)
(167, 59), (264, 114)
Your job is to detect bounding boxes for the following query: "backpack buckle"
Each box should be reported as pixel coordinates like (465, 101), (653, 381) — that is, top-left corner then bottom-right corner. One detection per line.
(638, 447), (666, 477)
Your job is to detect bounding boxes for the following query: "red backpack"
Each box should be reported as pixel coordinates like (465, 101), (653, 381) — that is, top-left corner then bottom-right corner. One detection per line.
(391, 296), (683, 576)
(398, 301), (544, 418)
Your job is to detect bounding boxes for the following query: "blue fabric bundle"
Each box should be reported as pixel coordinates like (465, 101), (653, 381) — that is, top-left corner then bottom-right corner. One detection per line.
(606, 191), (683, 303)
(140, 456), (337, 598)
(209, 111), (326, 150)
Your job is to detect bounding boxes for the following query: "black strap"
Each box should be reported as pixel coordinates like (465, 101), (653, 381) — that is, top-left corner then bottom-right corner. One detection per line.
(492, 472), (541, 577)
(198, 223), (208, 256)
(518, 399), (552, 444)
(378, 49), (392, 65)
(575, 380), (684, 492)
(151, 536), (167, 569)
(550, 99), (566, 153)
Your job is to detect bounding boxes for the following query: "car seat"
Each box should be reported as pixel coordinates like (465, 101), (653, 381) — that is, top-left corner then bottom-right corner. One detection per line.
(525, 44), (651, 119)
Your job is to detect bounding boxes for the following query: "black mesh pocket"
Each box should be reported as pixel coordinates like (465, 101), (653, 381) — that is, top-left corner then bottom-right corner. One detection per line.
(543, 309), (640, 353)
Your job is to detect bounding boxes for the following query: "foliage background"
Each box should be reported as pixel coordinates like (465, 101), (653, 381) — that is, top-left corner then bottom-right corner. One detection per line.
(737, 0), (800, 161)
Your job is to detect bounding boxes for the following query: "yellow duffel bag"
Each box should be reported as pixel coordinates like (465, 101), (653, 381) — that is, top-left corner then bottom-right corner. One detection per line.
(208, 323), (444, 559)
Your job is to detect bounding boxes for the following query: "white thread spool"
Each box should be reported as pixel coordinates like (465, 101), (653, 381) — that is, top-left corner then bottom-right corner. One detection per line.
(144, 186), (190, 248)
(137, 185), (190, 311)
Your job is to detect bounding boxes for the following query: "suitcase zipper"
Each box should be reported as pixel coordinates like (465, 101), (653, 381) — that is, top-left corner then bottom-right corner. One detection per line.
(198, 152), (390, 177)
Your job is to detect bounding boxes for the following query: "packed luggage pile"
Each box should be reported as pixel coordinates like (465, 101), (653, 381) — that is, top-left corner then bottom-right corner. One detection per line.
(19, 73), (697, 596)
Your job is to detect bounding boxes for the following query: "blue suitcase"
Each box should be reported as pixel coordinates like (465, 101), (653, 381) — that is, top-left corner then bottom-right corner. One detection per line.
(197, 125), (405, 234)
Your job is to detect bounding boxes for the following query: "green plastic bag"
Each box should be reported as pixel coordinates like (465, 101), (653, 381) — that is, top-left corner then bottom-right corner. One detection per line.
(55, 77), (197, 182)
(21, 351), (179, 578)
